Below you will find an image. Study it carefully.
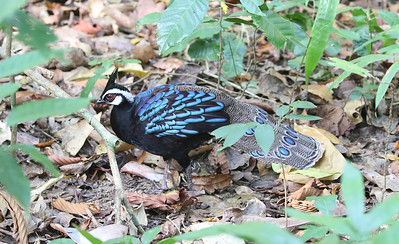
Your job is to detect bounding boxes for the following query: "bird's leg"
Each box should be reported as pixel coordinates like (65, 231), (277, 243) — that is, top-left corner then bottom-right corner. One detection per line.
(162, 157), (170, 190)
(186, 164), (193, 191)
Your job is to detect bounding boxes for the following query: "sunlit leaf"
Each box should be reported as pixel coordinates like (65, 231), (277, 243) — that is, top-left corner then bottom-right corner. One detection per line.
(0, 150), (30, 209)
(0, 83), (19, 99)
(7, 97), (91, 126)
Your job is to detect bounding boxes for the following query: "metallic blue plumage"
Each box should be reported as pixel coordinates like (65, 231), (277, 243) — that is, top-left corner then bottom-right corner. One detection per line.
(133, 84), (229, 138)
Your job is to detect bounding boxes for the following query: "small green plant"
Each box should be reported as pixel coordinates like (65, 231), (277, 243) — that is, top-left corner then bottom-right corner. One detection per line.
(0, 0), (91, 209)
(288, 162), (399, 243)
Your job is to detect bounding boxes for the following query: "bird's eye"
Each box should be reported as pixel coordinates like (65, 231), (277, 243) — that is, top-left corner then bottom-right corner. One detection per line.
(105, 94), (116, 102)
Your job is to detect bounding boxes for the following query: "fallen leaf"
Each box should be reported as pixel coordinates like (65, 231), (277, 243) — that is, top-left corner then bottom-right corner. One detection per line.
(52, 197), (100, 215)
(192, 174), (232, 194)
(121, 161), (164, 182)
(344, 98), (365, 125)
(301, 84), (333, 103)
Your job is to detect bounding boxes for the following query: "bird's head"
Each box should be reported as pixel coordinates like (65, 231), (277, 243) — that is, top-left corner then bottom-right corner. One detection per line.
(96, 68), (134, 106)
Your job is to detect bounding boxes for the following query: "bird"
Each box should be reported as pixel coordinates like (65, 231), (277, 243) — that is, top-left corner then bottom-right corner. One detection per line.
(96, 68), (323, 190)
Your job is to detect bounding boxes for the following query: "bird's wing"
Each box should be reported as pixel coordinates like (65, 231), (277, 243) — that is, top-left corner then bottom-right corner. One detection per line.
(134, 84), (230, 138)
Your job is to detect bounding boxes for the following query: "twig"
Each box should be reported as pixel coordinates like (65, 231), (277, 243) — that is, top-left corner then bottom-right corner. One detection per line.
(217, 5), (223, 89)
(23, 67), (144, 234)
(5, 27), (17, 156)
(382, 85), (395, 201)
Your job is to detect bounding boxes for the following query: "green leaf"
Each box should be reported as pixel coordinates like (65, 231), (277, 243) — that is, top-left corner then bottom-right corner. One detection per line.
(254, 124), (274, 158)
(222, 38), (247, 78)
(371, 216), (399, 244)
(117, 59), (141, 65)
(163, 22), (221, 55)
(7, 144), (59, 177)
(47, 239), (75, 244)
(291, 100), (317, 109)
(157, 0), (209, 53)
(240, 0), (265, 16)
(104, 236), (141, 244)
(7, 97), (91, 126)
(276, 105), (290, 117)
(0, 150), (30, 209)
(292, 168), (338, 178)
(378, 10), (399, 27)
(211, 122), (258, 150)
(75, 227), (103, 244)
(307, 195), (338, 216)
(305, 0), (339, 83)
(252, 10), (295, 49)
(137, 12), (162, 31)
(375, 61), (399, 108)
(188, 38), (219, 61)
(341, 162), (365, 229)
(158, 222), (302, 244)
(0, 0), (26, 23)
(0, 83), (19, 99)
(81, 61), (113, 97)
(142, 226), (161, 244)
(329, 57), (370, 77)
(0, 49), (64, 78)
(11, 10), (57, 51)
(285, 114), (322, 121)
(362, 194), (399, 233)
(299, 225), (329, 242)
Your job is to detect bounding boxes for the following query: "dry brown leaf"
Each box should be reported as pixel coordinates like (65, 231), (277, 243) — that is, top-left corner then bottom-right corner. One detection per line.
(301, 84), (333, 102)
(121, 161), (163, 182)
(131, 41), (156, 64)
(311, 104), (355, 136)
(291, 200), (318, 213)
(210, 145), (229, 174)
(156, 214), (185, 240)
(126, 191), (181, 212)
(288, 178), (327, 201)
(344, 98), (365, 125)
(153, 58), (183, 72)
(52, 197), (100, 215)
(34, 140), (54, 148)
(0, 191), (28, 243)
(47, 153), (87, 166)
(72, 20), (102, 34)
(192, 174), (232, 194)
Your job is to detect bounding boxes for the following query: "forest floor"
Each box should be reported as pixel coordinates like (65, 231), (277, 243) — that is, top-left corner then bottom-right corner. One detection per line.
(0, 0), (399, 243)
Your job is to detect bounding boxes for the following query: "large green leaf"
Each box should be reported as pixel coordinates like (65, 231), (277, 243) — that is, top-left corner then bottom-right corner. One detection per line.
(341, 162), (366, 231)
(136, 12), (162, 31)
(378, 10), (399, 27)
(163, 22), (222, 55)
(254, 124), (274, 158)
(329, 57), (370, 77)
(188, 38), (219, 61)
(0, 151), (30, 209)
(157, 0), (209, 53)
(212, 122), (258, 151)
(375, 61), (399, 108)
(252, 10), (295, 49)
(158, 222), (301, 244)
(240, 0), (265, 16)
(141, 226), (161, 244)
(0, 83), (19, 99)
(0, 49), (64, 78)
(0, 0), (25, 23)
(305, 0), (339, 83)
(7, 144), (59, 177)
(7, 97), (91, 126)
(222, 38), (247, 78)
(11, 10), (57, 51)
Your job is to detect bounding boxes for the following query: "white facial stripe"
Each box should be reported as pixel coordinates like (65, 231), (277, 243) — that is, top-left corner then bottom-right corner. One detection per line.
(103, 88), (134, 103)
(108, 96), (123, 105)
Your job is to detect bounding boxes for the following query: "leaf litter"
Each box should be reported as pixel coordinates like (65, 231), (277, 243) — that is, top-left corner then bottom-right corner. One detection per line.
(0, 0), (399, 242)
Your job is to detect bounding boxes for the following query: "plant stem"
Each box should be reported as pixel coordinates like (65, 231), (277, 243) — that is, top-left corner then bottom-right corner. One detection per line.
(5, 27), (17, 156)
